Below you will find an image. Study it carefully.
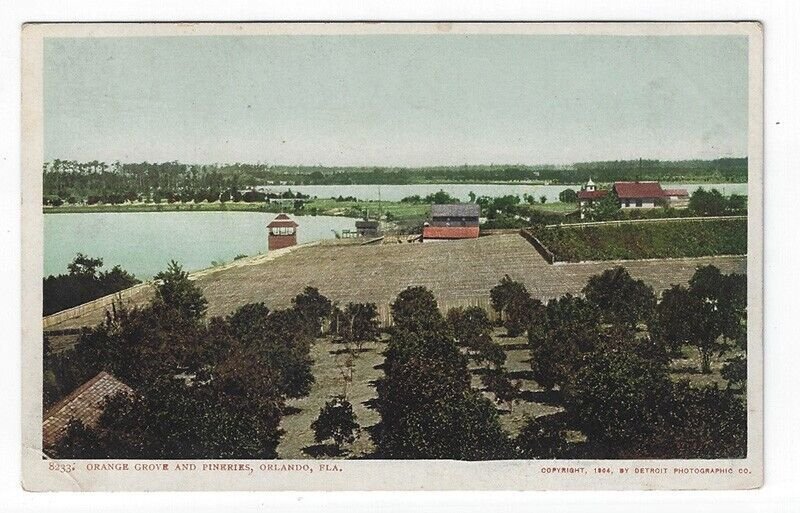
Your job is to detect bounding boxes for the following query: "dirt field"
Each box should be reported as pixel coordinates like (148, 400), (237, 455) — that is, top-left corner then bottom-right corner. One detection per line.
(46, 233), (746, 332)
(193, 233), (745, 320)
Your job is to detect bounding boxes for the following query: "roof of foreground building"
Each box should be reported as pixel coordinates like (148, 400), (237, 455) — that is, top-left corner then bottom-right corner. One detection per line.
(42, 371), (133, 448)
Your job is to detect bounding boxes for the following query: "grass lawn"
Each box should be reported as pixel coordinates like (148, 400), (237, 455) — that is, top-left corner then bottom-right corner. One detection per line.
(44, 201), (273, 214)
(45, 198), (431, 222)
(304, 198), (430, 221)
(525, 201), (579, 214)
(277, 336), (386, 459)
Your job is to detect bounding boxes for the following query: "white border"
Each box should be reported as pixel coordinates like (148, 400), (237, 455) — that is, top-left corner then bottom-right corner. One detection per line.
(0, 0), (797, 510)
(19, 20), (763, 493)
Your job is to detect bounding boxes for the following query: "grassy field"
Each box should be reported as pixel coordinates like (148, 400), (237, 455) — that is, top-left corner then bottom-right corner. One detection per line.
(43, 198), (432, 221)
(277, 328), (737, 459)
(524, 201), (578, 214)
(302, 198), (429, 221)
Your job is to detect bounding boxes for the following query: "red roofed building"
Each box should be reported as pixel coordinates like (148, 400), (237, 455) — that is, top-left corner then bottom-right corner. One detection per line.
(42, 371), (133, 452)
(422, 204), (481, 242)
(613, 181), (667, 208)
(577, 178), (608, 219)
(267, 213), (299, 250)
(577, 179), (690, 218)
(422, 226), (481, 240)
(663, 188), (690, 208)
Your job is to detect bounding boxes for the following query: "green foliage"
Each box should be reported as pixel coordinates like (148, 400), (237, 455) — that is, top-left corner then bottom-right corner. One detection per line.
(536, 218), (747, 262)
(653, 284), (696, 353)
(583, 266), (656, 329)
(43, 258), (338, 458)
(154, 260), (208, 320)
(632, 382), (747, 459)
(721, 355), (747, 390)
(489, 275), (528, 324)
(566, 350), (674, 455)
(331, 302), (381, 345)
(470, 335), (507, 370)
(515, 416), (569, 459)
(558, 188), (578, 203)
(655, 266), (745, 374)
(52, 376), (284, 459)
(390, 286), (444, 332)
(42, 158), (747, 207)
(481, 370), (520, 411)
(43, 254), (140, 315)
(226, 302), (270, 343)
(424, 190), (460, 204)
(586, 191), (621, 221)
(528, 294), (602, 390)
(504, 295), (544, 338)
(292, 286), (333, 336)
(376, 290), (512, 460)
(311, 396), (359, 452)
(689, 187), (746, 216)
(446, 306), (493, 347)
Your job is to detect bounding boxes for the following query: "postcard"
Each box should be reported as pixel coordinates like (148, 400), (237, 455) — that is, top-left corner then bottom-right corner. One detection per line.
(21, 21), (763, 490)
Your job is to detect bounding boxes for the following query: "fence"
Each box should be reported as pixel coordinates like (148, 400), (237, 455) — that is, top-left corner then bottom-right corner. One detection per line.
(519, 228), (556, 264)
(42, 282), (156, 329)
(549, 215), (747, 229)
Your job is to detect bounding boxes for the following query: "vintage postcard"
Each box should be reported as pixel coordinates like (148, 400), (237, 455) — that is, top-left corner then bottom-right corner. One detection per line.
(21, 22), (763, 491)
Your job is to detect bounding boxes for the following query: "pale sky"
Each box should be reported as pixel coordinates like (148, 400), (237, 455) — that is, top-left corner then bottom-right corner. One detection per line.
(43, 35), (748, 166)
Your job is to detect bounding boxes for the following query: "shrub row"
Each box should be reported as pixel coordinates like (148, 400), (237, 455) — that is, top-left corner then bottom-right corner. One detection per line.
(534, 218), (747, 262)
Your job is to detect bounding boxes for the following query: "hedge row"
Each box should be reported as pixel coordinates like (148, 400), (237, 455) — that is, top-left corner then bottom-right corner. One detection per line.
(534, 218), (747, 262)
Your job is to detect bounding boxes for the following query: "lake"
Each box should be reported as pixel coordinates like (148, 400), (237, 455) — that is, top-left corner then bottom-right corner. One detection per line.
(258, 182), (749, 203)
(44, 212), (356, 280)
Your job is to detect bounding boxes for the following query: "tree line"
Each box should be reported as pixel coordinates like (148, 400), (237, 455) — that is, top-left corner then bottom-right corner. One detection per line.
(43, 254), (140, 315)
(42, 158), (747, 206)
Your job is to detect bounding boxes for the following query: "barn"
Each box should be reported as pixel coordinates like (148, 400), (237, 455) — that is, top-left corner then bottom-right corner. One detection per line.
(422, 203), (480, 241)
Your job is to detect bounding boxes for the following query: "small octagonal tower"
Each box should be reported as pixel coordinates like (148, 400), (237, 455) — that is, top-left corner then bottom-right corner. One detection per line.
(267, 213), (299, 251)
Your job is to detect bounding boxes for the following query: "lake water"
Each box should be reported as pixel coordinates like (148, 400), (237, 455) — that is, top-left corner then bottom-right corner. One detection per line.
(44, 212), (356, 280)
(44, 182), (749, 280)
(259, 182), (749, 203)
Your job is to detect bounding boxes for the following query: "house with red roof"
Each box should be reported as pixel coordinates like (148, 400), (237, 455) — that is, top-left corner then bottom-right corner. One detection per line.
(577, 179), (689, 219)
(267, 213), (299, 250)
(422, 204), (480, 241)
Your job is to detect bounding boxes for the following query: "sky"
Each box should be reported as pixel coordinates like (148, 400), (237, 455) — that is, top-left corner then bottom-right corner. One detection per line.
(43, 35), (749, 167)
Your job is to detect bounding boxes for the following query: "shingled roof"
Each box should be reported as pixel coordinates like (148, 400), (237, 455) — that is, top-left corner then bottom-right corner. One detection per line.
(42, 371), (133, 449)
(613, 181), (666, 199)
(577, 190), (609, 200)
(430, 203), (480, 218)
(422, 226), (480, 240)
(267, 213), (299, 228)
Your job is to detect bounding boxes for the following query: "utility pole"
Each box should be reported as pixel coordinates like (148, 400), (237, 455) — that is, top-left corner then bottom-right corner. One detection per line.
(378, 185), (383, 220)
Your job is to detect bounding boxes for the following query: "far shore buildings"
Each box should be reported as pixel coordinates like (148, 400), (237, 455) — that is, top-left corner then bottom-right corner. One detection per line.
(422, 203), (481, 242)
(577, 179), (689, 219)
(267, 213), (299, 250)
